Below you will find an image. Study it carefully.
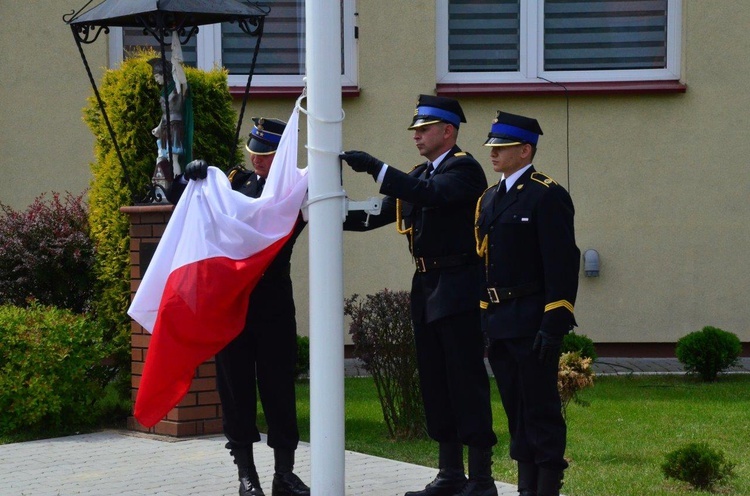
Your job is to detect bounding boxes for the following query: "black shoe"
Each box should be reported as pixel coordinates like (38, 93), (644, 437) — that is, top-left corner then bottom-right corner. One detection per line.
(536, 468), (563, 496)
(454, 478), (498, 496)
(517, 461), (538, 496)
(239, 474), (265, 496)
(405, 470), (467, 496)
(272, 471), (310, 496)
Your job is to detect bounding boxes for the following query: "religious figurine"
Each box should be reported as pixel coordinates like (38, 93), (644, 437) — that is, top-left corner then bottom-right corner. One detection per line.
(148, 38), (193, 200)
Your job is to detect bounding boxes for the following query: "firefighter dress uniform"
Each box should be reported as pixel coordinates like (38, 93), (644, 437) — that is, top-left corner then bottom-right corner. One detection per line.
(475, 111), (580, 496)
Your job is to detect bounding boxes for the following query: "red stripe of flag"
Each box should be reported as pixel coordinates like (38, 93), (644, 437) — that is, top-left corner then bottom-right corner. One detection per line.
(134, 232), (292, 427)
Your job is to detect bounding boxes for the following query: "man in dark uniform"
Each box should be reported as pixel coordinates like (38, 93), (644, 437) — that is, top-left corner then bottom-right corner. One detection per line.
(341, 95), (498, 496)
(176, 118), (309, 496)
(474, 111), (580, 496)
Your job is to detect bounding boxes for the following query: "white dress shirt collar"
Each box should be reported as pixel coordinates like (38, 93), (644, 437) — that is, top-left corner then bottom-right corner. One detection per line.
(501, 163), (533, 192)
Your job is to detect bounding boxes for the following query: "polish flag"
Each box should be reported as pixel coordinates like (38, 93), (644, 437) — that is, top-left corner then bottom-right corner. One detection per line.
(128, 106), (308, 428)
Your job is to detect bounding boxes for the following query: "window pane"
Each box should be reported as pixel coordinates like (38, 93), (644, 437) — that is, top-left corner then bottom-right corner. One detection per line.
(448, 0), (520, 72)
(123, 27), (198, 67)
(222, 0), (305, 75)
(544, 0), (668, 71)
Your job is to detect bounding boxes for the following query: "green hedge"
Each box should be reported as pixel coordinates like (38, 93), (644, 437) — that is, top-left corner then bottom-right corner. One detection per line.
(0, 304), (122, 435)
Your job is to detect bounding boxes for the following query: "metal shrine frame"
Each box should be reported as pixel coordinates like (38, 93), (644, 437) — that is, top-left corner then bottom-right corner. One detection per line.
(64, 0), (269, 203)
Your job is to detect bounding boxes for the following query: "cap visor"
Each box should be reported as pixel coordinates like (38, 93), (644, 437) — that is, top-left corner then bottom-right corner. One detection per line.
(407, 118), (443, 130)
(483, 137), (523, 147)
(246, 139), (277, 155)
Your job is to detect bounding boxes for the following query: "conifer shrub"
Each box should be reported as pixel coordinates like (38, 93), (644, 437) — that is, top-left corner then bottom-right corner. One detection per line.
(662, 442), (735, 491)
(561, 330), (598, 361)
(0, 303), (123, 435)
(345, 290), (426, 439)
(0, 192), (94, 313)
(83, 50), (243, 375)
(676, 326), (742, 381)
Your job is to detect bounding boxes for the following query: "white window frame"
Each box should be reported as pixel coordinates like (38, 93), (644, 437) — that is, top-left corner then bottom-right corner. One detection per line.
(436, 0), (682, 85)
(108, 0), (358, 88)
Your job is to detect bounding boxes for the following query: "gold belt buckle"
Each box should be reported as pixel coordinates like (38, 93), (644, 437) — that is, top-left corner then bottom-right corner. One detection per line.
(487, 287), (500, 304)
(416, 257), (427, 272)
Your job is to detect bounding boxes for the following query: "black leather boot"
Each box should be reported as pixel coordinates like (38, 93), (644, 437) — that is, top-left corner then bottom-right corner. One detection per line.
(536, 468), (564, 496)
(228, 443), (265, 496)
(517, 461), (538, 496)
(404, 442), (466, 496)
(454, 446), (497, 496)
(271, 448), (310, 496)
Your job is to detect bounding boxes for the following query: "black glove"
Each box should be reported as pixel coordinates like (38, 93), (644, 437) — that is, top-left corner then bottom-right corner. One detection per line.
(184, 159), (209, 180)
(533, 330), (563, 366)
(339, 150), (384, 179)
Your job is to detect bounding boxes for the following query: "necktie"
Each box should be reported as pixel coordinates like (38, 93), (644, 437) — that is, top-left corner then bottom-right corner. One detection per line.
(493, 179), (506, 205)
(497, 179), (506, 197)
(257, 177), (265, 195)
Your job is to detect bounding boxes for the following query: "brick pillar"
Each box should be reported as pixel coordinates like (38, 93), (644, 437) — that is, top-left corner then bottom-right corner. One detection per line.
(121, 205), (224, 437)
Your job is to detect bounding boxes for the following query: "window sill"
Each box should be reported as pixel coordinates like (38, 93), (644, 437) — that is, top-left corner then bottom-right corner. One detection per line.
(436, 80), (687, 97)
(230, 85), (360, 98)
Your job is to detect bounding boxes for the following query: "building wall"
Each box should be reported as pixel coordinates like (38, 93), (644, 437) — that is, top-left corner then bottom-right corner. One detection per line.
(2, 1), (749, 348)
(0, 1), (105, 208)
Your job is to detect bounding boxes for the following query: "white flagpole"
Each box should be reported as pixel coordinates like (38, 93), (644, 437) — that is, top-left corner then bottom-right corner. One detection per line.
(305, 0), (345, 494)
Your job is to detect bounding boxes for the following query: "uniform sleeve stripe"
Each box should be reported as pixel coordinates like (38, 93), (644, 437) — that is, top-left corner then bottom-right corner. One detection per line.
(544, 300), (574, 314)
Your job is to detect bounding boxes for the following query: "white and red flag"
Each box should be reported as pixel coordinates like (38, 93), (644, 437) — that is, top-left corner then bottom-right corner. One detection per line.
(128, 106), (308, 427)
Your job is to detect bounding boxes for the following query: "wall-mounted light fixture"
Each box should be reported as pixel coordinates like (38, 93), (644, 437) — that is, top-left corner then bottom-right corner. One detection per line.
(583, 249), (600, 277)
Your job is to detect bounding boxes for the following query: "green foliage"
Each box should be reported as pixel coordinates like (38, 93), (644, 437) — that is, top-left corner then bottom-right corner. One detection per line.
(561, 330), (598, 361)
(345, 290), (425, 439)
(187, 65), (244, 169)
(662, 442), (736, 491)
(0, 303), (126, 435)
(676, 326), (742, 381)
(0, 192), (95, 313)
(83, 50), (243, 378)
(295, 335), (310, 379)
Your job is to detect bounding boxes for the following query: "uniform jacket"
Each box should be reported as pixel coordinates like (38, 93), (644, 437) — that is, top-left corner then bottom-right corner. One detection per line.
(475, 166), (579, 340)
(344, 146), (488, 324)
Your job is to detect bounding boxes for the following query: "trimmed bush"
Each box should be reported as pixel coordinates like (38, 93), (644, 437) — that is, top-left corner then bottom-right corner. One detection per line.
(0, 303), (123, 435)
(0, 192), (94, 313)
(561, 330), (597, 361)
(676, 326), (742, 381)
(345, 290), (426, 439)
(662, 442), (735, 490)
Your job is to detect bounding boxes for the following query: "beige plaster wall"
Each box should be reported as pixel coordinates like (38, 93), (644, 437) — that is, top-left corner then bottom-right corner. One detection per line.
(0, 1), (104, 208)
(2, 1), (749, 345)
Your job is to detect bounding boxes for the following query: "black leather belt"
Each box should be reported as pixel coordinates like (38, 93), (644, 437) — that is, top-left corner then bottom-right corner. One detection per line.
(486, 281), (541, 303)
(415, 253), (477, 273)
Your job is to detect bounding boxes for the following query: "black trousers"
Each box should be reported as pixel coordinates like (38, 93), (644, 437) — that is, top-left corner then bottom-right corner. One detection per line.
(487, 337), (567, 470)
(216, 278), (300, 451)
(413, 309), (497, 448)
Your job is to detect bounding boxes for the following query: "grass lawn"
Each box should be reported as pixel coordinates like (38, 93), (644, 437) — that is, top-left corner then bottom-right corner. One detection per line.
(265, 374), (750, 496)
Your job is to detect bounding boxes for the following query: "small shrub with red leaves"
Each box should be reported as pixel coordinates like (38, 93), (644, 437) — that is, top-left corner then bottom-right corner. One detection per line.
(0, 192), (95, 313)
